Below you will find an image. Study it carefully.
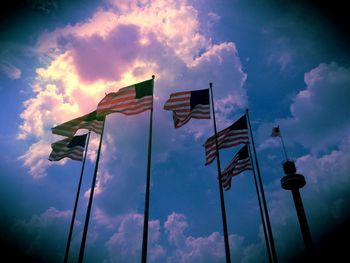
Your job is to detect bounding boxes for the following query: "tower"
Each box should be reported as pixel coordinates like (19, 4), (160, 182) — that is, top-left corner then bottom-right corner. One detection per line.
(281, 160), (313, 254)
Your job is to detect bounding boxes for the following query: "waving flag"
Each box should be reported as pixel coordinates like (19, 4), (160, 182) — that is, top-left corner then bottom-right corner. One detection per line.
(164, 89), (210, 128)
(49, 134), (88, 162)
(221, 144), (252, 190)
(96, 79), (153, 117)
(204, 114), (249, 165)
(52, 111), (104, 138)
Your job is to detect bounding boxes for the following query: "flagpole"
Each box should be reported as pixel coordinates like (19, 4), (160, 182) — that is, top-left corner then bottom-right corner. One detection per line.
(246, 142), (273, 263)
(78, 118), (106, 263)
(141, 75), (155, 263)
(64, 131), (91, 263)
(210, 83), (231, 263)
(246, 109), (278, 263)
(278, 126), (289, 161)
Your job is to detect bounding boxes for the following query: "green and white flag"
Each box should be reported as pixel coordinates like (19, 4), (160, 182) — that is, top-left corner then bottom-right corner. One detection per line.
(96, 79), (153, 117)
(52, 111), (104, 138)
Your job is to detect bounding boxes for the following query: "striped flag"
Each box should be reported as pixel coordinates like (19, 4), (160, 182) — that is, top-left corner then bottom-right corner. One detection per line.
(52, 111), (104, 138)
(204, 114), (249, 165)
(49, 134), (87, 162)
(221, 144), (252, 191)
(163, 89), (210, 128)
(96, 79), (153, 117)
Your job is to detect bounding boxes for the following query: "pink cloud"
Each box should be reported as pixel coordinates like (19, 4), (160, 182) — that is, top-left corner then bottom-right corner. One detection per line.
(18, 0), (247, 182)
(64, 24), (143, 83)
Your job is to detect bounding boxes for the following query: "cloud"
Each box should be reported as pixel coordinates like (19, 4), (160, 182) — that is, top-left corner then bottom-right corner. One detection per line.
(18, 140), (52, 178)
(12, 206), (270, 262)
(264, 140), (350, 261)
(287, 62), (350, 151)
(296, 138), (350, 224)
(264, 33), (296, 72)
(164, 212), (188, 246)
(255, 62), (350, 261)
(207, 11), (221, 28)
(164, 212), (247, 263)
(268, 49), (293, 71)
(30, 0), (58, 15)
(0, 61), (21, 79)
(89, 209), (270, 262)
(106, 212), (165, 262)
(15, 6), (249, 262)
(64, 24), (143, 83)
(18, 0), (247, 180)
(12, 207), (72, 262)
(259, 62), (350, 153)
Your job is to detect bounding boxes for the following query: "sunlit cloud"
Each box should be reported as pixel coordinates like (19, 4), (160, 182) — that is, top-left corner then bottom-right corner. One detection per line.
(18, 0), (247, 179)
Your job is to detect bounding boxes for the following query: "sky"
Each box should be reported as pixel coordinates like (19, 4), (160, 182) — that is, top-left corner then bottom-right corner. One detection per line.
(1, 0), (350, 262)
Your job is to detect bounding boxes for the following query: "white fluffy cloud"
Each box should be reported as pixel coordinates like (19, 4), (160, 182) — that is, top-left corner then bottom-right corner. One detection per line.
(164, 212), (247, 263)
(106, 213), (165, 262)
(296, 137), (350, 226)
(89, 209), (270, 262)
(18, 0), (247, 180)
(259, 62), (350, 153)
(289, 62), (350, 150)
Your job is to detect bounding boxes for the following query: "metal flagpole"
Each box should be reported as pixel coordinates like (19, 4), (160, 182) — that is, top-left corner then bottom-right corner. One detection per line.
(210, 82), (231, 263)
(246, 109), (278, 263)
(78, 118), (106, 263)
(64, 131), (91, 263)
(278, 127), (289, 161)
(141, 75), (155, 263)
(246, 141), (273, 263)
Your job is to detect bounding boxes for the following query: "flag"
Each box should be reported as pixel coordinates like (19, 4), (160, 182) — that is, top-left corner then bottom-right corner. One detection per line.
(163, 89), (210, 128)
(49, 134), (87, 162)
(96, 79), (153, 117)
(271, 126), (280, 137)
(52, 111), (104, 138)
(204, 114), (249, 165)
(221, 144), (252, 191)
